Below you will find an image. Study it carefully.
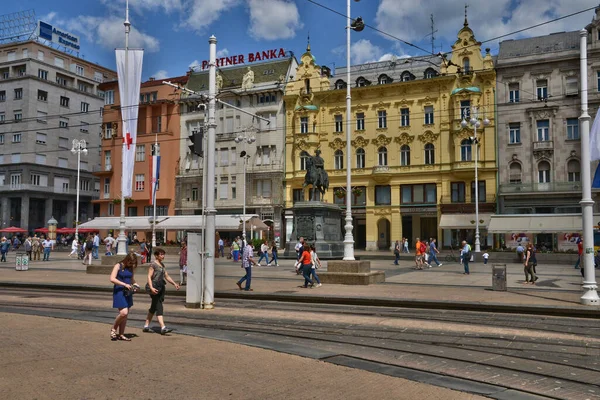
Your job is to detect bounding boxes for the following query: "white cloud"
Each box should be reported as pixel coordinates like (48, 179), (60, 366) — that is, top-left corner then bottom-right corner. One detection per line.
(375, 0), (598, 54)
(152, 70), (169, 80)
(351, 39), (383, 64)
(100, 0), (184, 15)
(248, 0), (303, 40)
(189, 60), (201, 69)
(216, 48), (230, 58)
(179, 0), (241, 32)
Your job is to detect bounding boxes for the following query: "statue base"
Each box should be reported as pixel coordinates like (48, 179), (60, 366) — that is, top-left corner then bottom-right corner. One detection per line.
(318, 260), (385, 285)
(283, 201), (344, 259)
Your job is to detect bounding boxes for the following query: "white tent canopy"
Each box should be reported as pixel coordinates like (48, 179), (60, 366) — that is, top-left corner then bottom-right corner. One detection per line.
(78, 215), (259, 231)
(487, 213), (592, 233)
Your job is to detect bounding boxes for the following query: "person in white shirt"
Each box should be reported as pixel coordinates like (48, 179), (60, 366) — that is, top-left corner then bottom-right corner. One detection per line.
(218, 238), (224, 257)
(309, 244), (322, 288)
(257, 241), (270, 266)
(92, 233), (100, 259)
(236, 243), (257, 291)
(104, 234), (115, 256)
(69, 238), (79, 258)
(42, 238), (53, 261)
(482, 252), (490, 265)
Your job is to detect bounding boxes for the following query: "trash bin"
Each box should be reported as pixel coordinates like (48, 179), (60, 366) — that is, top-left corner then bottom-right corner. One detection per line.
(492, 264), (506, 291)
(16, 253), (29, 271)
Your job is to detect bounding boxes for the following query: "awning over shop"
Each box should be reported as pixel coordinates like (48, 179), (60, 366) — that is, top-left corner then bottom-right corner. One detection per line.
(488, 214), (586, 233)
(439, 213), (492, 229)
(78, 215), (259, 231)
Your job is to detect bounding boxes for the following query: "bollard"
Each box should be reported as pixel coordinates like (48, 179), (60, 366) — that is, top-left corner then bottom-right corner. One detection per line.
(492, 264), (507, 291)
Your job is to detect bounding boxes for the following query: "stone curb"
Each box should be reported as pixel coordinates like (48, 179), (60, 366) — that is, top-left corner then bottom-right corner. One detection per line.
(2, 281), (599, 319)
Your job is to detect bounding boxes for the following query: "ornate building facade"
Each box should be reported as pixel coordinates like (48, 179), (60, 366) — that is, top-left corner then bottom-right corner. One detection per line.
(284, 21), (497, 250)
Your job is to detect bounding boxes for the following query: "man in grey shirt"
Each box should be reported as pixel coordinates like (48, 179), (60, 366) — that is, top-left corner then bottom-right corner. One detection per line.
(236, 242), (256, 291)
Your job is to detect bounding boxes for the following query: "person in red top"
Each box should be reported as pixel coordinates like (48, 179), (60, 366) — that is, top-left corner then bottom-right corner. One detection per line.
(574, 238), (584, 277)
(414, 238), (425, 270)
(300, 246), (314, 288)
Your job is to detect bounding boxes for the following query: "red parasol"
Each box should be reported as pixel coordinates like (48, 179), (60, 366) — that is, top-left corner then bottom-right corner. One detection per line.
(0, 226), (27, 233)
(34, 227), (49, 233)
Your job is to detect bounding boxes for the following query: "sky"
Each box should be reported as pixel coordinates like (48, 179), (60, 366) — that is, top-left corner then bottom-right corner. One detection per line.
(2, 0), (600, 81)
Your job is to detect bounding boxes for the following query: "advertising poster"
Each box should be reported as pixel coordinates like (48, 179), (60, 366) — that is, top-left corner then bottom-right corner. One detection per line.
(558, 232), (581, 252)
(505, 233), (531, 248)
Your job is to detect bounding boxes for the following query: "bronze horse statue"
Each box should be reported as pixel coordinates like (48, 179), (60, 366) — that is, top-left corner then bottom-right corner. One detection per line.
(301, 150), (329, 201)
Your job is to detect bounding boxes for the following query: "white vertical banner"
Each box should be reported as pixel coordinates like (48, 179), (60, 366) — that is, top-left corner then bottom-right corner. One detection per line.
(115, 49), (144, 197)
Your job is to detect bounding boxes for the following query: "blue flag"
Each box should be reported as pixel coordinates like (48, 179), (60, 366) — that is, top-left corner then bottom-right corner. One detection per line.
(593, 163), (600, 189)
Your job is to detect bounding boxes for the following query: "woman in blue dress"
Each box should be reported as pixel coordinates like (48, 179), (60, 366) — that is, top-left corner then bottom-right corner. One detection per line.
(109, 253), (138, 341)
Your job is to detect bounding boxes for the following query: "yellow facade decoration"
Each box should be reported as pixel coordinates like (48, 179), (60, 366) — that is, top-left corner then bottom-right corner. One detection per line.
(284, 22), (497, 251)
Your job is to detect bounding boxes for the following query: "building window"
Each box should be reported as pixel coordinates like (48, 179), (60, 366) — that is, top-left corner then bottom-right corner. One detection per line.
(378, 74), (389, 85)
(509, 83), (520, 103)
(424, 143), (435, 165)
(300, 154), (308, 171)
(14, 88), (23, 100)
(451, 182), (466, 203)
(334, 150), (343, 170)
(36, 133), (47, 144)
(334, 80), (345, 90)
(58, 137), (69, 148)
(256, 179), (271, 198)
(10, 173), (21, 187)
(104, 123), (113, 139)
(14, 111), (22, 121)
(401, 71), (412, 81)
(105, 90), (114, 105)
(460, 100), (471, 120)
(356, 148), (365, 168)
(401, 184), (437, 204)
(38, 69), (49, 81)
(378, 110), (387, 129)
(11, 153), (21, 163)
(356, 77), (367, 87)
(12, 133), (21, 143)
(104, 151), (111, 170)
(470, 181), (486, 203)
(219, 180), (228, 200)
(293, 188), (304, 203)
(565, 76), (578, 96)
(37, 110), (47, 123)
(378, 147), (388, 166)
(104, 178), (110, 194)
(424, 105), (434, 125)
(60, 96), (70, 108)
(536, 119), (550, 141)
(536, 79), (548, 100)
(462, 58), (470, 73)
(156, 116), (162, 132)
(424, 68), (436, 79)
(356, 112), (365, 130)
(567, 159), (581, 182)
(75, 64), (84, 76)
(460, 139), (472, 161)
(375, 185), (391, 205)
(0, 133), (4, 144)
(135, 174), (145, 191)
(400, 108), (410, 127)
(566, 118), (580, 140)
(108, 203), (114, 216)
(59, 118), (68, 128)
(400, 145), (410, 166)
(81, 102), (89, 113)
(37, 90), (48, 101)
(135, 145), (145, 162)
(509, 123), (521, 144)
(509, 162), (522, 183)
(31, 174), (43, 186)
(334, 115), (343, 133)
(127, 207), (138, 217)
(78, 82), (89, 92)
(35, 154), (47, 164)
(538, 161), (551, 183)
(58, 158), (68, 168)
(0, 113), (4, 123)
(0, 90), (5, 101)
(80, 122), (89, 133)
(151, 143), (161, 156)
(191, 187), (199, 201)
(300, 117), (308, 134)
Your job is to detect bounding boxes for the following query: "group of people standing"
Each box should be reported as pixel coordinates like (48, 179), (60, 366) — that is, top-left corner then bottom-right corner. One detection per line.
(1, 235), (54, 262)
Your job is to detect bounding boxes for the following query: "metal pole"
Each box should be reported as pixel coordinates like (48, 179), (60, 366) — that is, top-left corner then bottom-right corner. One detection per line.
(242, 151), (247, 242)
(117, 0), (130, 256)
(343, 0), (355, 260)
(203, 35), (217, 309)
(578, 29), (599, 305)
(152, 132), (158, 248)
(75, 145), (81, 238)
(474, 114), (480, 253)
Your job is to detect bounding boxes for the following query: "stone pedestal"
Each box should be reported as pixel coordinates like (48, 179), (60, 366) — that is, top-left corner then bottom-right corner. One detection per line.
(283, 201), (344, 258)
(318, 260), (385, 285)
(86, 254), (146, 275)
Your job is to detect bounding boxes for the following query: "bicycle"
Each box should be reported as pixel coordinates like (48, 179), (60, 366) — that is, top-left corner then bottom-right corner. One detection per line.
(444, 245), (460, 263)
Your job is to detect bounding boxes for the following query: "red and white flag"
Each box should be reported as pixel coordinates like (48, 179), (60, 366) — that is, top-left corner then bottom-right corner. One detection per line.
(115, 49), (143, 197)
(149, 155), (160, 205)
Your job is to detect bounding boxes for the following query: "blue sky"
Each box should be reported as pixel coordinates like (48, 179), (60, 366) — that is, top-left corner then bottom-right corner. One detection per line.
(3, 0), (599, 80)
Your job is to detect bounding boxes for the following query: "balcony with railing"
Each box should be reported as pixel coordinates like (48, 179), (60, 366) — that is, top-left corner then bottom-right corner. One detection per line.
(0, 184), (99, 199)
(439, 194), (497, 213)
(499, 181), (583, 194)
(533, 140), (553, 151)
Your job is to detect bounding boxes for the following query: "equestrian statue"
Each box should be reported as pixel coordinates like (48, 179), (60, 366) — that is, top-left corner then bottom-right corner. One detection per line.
(301, 149), (329, 201)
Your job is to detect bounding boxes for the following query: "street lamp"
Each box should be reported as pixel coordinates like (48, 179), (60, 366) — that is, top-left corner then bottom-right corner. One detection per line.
(71, 139), (88, 239)
(461, 107), (489, 253)
(234, 129), (255, 245)
(344, 0), (363, 261)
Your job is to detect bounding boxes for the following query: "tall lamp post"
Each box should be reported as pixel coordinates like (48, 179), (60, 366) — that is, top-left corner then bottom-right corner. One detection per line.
(71, 139), (88, 239)
(235, 128), (256, 245)
(461, 107), (489, 253)
(344, 0), (364, 260)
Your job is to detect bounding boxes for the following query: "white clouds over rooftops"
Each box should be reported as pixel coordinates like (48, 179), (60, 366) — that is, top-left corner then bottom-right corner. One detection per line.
(248, 0), (303, 40)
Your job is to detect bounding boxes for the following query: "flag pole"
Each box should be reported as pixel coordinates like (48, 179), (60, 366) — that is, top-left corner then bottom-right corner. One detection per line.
(579, 28), (599, 305)
(151, 131), (158, 248)
(117, 0), (130, 256)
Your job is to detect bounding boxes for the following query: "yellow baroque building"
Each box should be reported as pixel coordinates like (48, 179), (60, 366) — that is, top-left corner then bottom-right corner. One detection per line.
(284, 21), (497, 251)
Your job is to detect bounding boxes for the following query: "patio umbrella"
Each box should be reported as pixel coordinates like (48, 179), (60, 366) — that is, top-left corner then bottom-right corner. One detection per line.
(34, 227), (49, 233)
(0, 226), (27, 233)
(240, 216), (268, 231)
(56, 227), (76, 234)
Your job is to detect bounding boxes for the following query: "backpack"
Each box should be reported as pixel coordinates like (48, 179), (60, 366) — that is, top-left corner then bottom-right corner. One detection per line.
(85, 240), (93, 250)
(419, 242), (426, 254)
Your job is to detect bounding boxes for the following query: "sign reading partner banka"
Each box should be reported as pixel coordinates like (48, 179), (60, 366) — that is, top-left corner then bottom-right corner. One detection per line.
(37, 21), (80, 51)
(201, 48), (287, 70)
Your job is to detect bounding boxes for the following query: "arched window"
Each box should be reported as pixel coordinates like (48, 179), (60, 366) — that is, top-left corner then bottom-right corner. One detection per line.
(401, 71), (412, 81)
(424, 68), (437, 79)
(378, 74), (390, 85)
(400, 145), (410, 166)
(460, 139), (472, 161)
(538, 161), (551, 183)
(424, 143), (435, 165)
(463, 57), (470, 73)
(356, 77), (367, 87)
(509, 162), (522, 183)
(356, 148), (365, 168)
(567, 159), (581, 182)
(378, 147), (388, 166)
(334, 79), (346, 90)
(334, 150), (344, 170)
